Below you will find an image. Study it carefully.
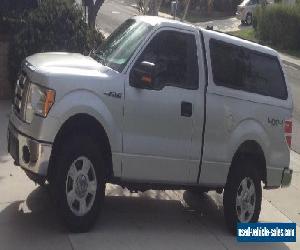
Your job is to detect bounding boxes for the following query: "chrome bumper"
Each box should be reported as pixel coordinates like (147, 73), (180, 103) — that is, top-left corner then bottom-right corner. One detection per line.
(7, 122), (52, 176)
(281, 168), (293, 188)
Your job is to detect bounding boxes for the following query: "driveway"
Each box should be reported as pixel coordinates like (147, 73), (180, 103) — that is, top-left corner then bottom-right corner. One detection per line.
(95, 0), (246, 35)
(0, 100), (299, 249)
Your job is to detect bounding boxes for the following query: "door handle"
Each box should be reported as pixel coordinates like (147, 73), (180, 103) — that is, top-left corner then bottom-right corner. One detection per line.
(181, 101), (193, 117)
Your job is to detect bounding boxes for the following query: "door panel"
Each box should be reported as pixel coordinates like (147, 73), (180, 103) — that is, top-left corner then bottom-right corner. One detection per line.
(122, 28), (205, 183)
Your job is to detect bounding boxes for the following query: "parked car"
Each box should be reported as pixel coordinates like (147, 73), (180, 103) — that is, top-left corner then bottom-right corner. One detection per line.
(7, 16), (293, 233)
(236, 0), (271, 25)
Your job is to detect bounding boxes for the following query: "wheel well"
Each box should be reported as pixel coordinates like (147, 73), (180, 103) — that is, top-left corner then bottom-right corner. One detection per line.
(48, 114), (113, 182)
(230, 140), (266, 183)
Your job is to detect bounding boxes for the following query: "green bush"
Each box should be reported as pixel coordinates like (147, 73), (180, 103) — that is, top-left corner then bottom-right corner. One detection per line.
(0, 0), (38, 18)
(8, 0), (103, 86)
(254, 4), (300, 50)
(0, 0), (39, 34)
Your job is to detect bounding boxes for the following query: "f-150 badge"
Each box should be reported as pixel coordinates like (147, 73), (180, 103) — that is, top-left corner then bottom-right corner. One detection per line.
(104, 91), (122, 99)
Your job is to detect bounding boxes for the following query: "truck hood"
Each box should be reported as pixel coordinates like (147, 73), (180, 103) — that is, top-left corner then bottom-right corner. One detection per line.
(23, 52), (121, 99)
(26, 52), (101, 72)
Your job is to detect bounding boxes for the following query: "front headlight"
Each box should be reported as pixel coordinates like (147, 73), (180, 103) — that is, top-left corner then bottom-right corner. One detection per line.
(24, 82), (55, 122)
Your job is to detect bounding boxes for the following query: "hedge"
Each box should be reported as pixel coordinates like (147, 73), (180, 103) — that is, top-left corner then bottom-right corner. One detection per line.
(254, 4), (300, 50)
(7, 0), (103, 87)
(0, 0), (38, 17)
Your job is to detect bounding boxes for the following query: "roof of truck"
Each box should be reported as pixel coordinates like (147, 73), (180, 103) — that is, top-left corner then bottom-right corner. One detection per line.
(201, 28), (278, 57)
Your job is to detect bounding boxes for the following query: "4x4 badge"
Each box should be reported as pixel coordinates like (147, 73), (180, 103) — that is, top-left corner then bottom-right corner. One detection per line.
(268, 117), (283, 127)
(104, 91), (122, 99)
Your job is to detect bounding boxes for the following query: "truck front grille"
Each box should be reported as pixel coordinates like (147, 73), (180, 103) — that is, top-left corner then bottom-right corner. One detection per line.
(14, 73), (29, 120)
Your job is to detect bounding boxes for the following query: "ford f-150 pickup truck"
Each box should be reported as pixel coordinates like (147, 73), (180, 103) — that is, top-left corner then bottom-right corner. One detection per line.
(7, 16), (293, 233)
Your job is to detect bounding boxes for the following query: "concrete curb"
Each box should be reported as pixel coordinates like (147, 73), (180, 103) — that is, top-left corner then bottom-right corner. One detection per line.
(282, 59), (300, 70)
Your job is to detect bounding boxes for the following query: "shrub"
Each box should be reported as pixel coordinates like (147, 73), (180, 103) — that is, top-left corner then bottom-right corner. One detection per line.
(254, 4), (300, 50)
(0, 0), (39, 34)
(0, 0), (38, 18)
(8, 0), (103, 86)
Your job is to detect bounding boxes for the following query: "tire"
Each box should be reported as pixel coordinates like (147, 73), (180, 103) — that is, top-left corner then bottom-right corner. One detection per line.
(188, 187), (209, 195)
(223, 156), (262, 235)
(52, 135), (105, 233)
(246, 13), (253, 25)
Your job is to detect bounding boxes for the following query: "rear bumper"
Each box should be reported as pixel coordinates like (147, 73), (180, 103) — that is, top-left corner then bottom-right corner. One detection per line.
(281, 168), (293, 188)
(7, 122), (52, 176)
(265, 166), (293, 189)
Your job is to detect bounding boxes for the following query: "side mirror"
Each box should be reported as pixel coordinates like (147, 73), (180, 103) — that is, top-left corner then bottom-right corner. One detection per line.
(129, 61), (156, 89)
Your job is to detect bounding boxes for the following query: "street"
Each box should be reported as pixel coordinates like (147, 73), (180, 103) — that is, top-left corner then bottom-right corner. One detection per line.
(96, 0), (138, 35)
(95, 0), (246, 34)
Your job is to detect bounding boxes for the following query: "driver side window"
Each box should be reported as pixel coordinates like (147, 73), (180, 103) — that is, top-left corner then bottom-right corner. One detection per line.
(131, 30), (199, 90)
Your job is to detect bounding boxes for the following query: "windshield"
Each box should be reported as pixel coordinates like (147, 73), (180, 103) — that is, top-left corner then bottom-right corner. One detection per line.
(91, 19), (153, 72)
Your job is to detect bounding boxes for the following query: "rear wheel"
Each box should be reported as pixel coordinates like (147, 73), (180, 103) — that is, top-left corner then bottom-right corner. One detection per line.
(223, 156), (262, 234)
(52, 135), (105, 232)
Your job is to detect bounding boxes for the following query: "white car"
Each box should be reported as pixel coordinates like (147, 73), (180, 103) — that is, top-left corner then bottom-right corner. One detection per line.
(8, 16), (293, 233)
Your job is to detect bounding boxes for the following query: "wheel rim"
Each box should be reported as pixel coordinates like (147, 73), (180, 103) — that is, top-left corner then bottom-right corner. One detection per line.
(235, 177), (256, 223)
(65, 156), (97, 216)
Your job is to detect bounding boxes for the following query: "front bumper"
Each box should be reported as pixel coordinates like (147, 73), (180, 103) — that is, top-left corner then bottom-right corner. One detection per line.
(7, 122), (52, 176)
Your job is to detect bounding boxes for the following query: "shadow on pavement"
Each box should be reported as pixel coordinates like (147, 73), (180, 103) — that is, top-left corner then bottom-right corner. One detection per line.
(0, 185), (293, 249)
(0, 186), (71, 250)
(0, 186), (64, 231)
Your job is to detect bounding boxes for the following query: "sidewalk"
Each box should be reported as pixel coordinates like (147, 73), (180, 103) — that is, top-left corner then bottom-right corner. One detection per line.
(280, 53), (300, 70)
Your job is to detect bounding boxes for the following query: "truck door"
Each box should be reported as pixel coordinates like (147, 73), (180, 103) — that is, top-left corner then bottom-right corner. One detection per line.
(122, 28), (206, 183)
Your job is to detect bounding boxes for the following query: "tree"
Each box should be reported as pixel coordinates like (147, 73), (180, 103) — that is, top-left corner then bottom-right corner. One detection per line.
(181, 0), (191, 21)
(136, 0), (148, 14)
(147, 0), (163, 15)
(84, 0), (105, 28)
(8, 0), (104, 87)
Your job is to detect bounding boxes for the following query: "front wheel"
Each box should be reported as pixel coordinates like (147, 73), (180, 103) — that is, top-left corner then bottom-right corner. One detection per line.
(53, 135), (105, 233)
(223, 157), (262, 234)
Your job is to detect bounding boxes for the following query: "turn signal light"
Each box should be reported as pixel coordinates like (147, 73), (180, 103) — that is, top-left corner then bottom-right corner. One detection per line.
(284, 119), (293, 149)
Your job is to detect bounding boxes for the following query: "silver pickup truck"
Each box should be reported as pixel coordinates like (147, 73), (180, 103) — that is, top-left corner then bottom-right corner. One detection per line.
(8, 16), (293, 233)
